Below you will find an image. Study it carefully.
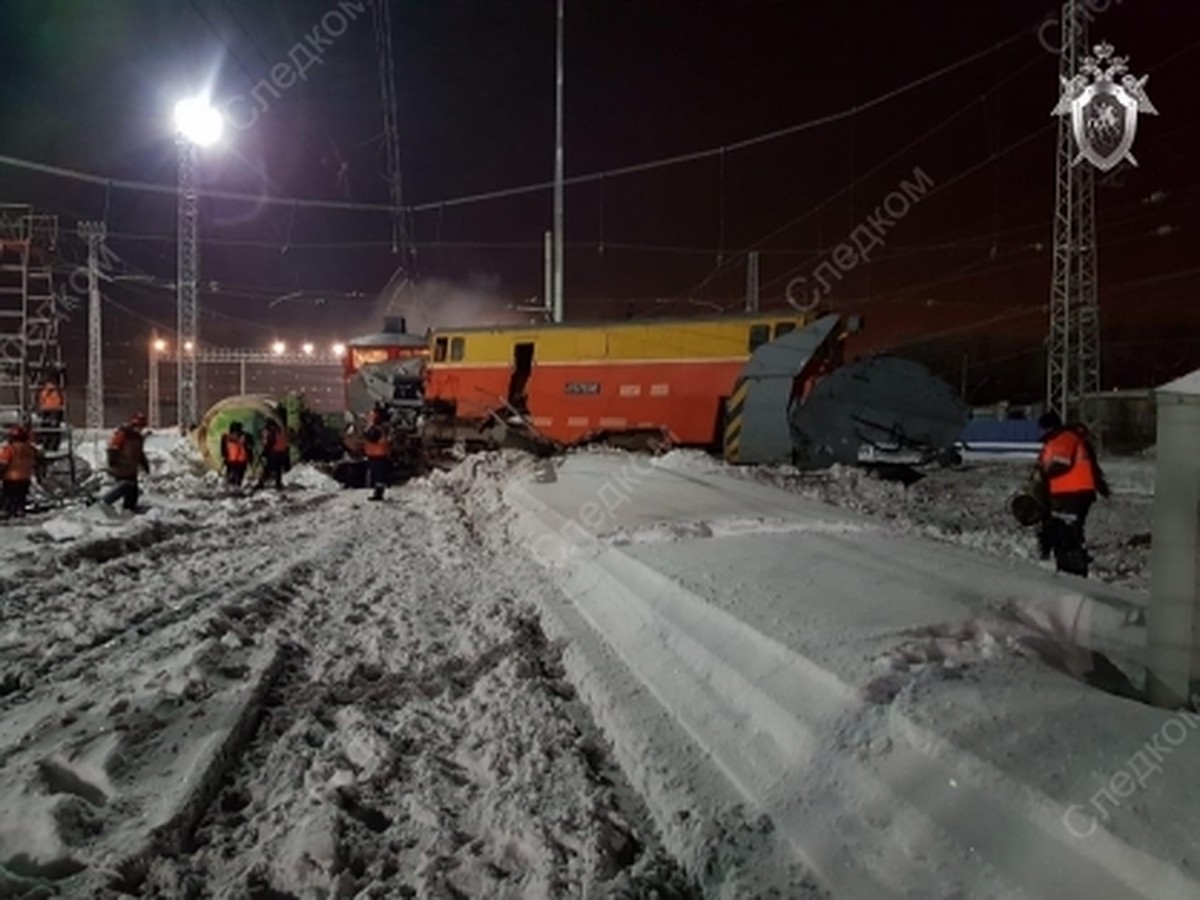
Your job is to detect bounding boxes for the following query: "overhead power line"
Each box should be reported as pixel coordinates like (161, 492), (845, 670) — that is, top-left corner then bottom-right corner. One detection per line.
(0, 28), (1027, 217)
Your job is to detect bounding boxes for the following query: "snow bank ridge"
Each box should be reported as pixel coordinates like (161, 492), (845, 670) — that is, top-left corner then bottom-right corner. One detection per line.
(508, 484), (1197, 899)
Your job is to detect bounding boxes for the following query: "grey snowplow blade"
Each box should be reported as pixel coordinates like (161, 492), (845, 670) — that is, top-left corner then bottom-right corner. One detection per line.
(790, 356), (968, 469)
(723, 315), (841, 465)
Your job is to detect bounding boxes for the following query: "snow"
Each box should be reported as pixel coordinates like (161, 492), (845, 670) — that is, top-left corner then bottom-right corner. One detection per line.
(1158, 369), (1200, 396)
(0, 439), (691, 897)
(0, 435), (1192, 898)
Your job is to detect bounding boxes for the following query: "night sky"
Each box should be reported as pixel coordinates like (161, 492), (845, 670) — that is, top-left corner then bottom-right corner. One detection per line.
(0, 0), (1197, 414)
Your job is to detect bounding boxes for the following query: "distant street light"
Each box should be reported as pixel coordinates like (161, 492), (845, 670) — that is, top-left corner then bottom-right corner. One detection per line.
(153, 338), (168, 352)
(183, 340), (195, 352)
(302, 342), (315, 356)
(272, 341), (286, 355)
(331, 342), (346, 357)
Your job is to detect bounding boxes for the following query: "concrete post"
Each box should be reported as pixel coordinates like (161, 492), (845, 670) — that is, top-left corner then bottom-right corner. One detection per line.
(1147, 370), (1200, 708)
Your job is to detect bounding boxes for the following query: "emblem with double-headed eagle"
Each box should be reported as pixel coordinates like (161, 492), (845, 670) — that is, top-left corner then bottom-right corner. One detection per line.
(1053, 42), (1157, 171)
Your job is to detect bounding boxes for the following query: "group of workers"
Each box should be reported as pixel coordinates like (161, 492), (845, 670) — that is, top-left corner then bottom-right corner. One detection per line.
(218, 418), (290, 491)
(0, 378), (66, 517)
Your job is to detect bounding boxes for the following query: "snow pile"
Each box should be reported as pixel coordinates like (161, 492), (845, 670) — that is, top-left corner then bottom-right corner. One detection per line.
(723, 456), (1153, 591)
(505, 453), (1197, 898)
(282, 463), (341, 491)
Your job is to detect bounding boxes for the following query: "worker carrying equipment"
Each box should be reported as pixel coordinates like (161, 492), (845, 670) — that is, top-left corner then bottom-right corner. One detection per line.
(100, 414), (150, 512)
(1031, 410), (1109, 577)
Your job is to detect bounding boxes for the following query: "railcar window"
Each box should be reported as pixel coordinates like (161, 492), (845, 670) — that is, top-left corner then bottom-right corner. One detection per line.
(774, 322), (795, 338)
(450, 337), (466, 361)
(434, 337), (448, 362)
(748, 324), (770, 352)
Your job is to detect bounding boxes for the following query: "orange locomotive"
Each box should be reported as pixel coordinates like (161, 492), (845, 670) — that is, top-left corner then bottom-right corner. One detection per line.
(424, 312), (813, 448)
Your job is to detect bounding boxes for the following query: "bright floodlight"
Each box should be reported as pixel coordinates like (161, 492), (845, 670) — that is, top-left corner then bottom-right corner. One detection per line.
(153, 338), (168, 352)
(331, 342), (346, 357)
(302, 342), (315, 356)
(174, 97), (224, 147)
(272, 341), (286, 356)
(183, 340), (195, 352)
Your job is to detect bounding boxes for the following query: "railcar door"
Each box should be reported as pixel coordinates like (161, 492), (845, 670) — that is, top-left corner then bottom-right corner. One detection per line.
(508, 342), (534, 414)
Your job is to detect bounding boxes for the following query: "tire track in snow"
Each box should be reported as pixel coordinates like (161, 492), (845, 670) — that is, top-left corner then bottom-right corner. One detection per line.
(0, 492), (366, 895)
(0, 493), (339, 699)
(138, 476), (697, 898)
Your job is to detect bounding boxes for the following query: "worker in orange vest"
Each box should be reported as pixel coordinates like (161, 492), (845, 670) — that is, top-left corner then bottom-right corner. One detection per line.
(0, 424), (40, 517)
(37, 378), (65, 451)
(362, 424), (391, 501)
(100, 413), (150, 512)
(253, 419), (289, 491)
(219, 421), (253, 488)
(1034, 411), (1109, 576)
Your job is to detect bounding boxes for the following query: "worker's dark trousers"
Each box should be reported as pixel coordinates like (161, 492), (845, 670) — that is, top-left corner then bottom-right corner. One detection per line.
(256, 453), (287, 490)
(225, 463), (247, 487)
(367, 457), (390, 500)
(2, 479), (30, 516)
(101, 479), (139, 511)
(1042, 491), (1095, 576)
(39, 410), (63, 451)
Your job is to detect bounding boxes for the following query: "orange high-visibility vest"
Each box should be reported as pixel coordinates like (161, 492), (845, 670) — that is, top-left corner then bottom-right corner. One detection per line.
(225, 434), (249, 464)
(0, 441), (36, 481)
(38, 385), (64, 411)
(263, 427), (288, 453)
(363, 436), (390, 459)
(1038, 429), (1096, 494)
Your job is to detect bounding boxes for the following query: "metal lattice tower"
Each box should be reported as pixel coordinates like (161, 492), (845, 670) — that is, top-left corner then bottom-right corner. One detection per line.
(177, 138), (199, 428)
(0, 205), (61, 424)
(1047, 0), (1101, 426)
(80, 221), (107, 430)
(371, 0), (414, 270)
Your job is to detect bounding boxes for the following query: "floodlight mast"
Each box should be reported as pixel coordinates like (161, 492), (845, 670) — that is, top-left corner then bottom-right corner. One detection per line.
(176, 135), (199, 430)
(173, 97), (222, 430)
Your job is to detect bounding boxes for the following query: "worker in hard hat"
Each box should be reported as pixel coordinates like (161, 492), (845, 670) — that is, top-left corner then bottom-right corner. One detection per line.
(253, 419), (289, 491)
(219, 421), (253, 488)
(37, 378), (65, 451)
(0, 424), (39, 518)
(362, 423), (391, 501)
(1035, 411), (1109, 577)
(99, 413), (150, 512)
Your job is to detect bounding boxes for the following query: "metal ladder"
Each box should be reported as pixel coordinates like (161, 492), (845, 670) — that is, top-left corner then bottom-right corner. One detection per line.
(0, 236), (29, 426)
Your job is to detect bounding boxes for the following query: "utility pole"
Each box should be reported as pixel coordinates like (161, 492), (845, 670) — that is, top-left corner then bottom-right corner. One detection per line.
(148, 333), (161, 429)
(544, 231), (553, 320)
(79, 221), (106, 430)
(745, 251), (760, 312)
(1047, 0), (1099, 428)
(552, 0), (564, 323)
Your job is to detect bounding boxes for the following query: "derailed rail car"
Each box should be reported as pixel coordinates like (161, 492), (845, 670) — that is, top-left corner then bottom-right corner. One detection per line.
(423, 312), (815, 450)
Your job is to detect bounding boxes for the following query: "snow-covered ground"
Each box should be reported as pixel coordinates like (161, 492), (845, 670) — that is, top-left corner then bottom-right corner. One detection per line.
(0, 441), (691, 897)
(0, 436), (1185, 898)
(655, 450), (1154, 592)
